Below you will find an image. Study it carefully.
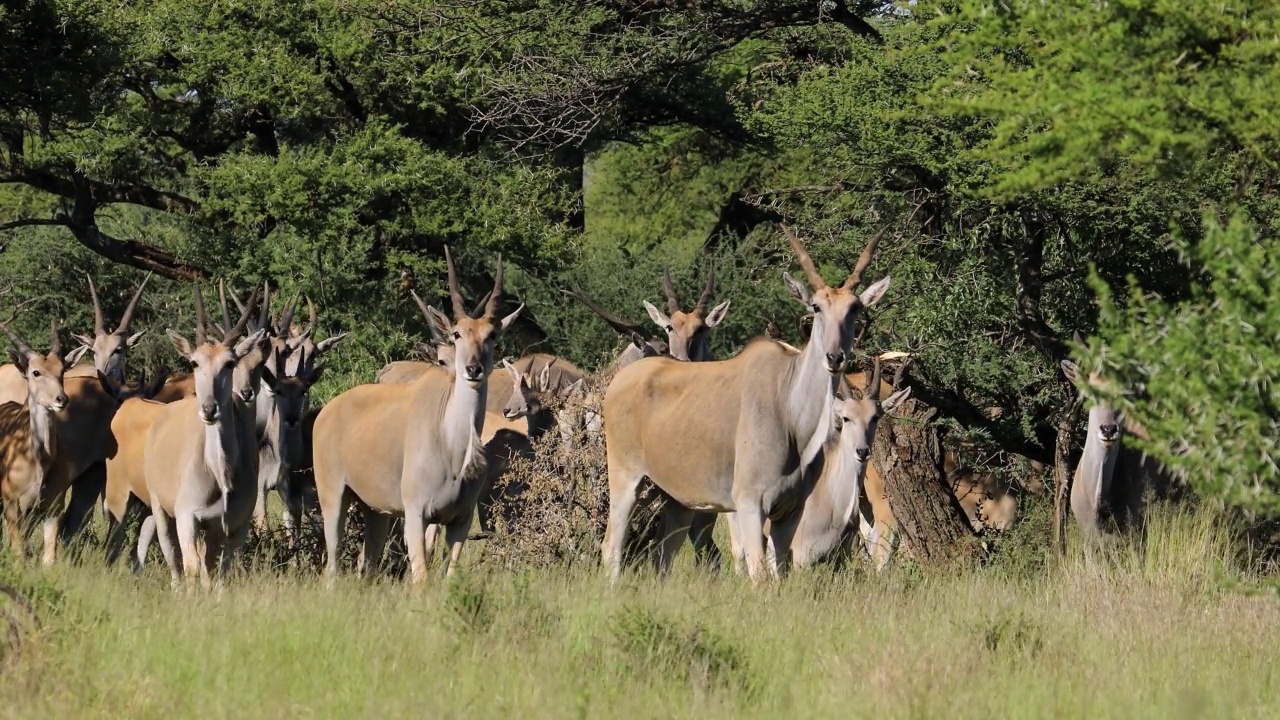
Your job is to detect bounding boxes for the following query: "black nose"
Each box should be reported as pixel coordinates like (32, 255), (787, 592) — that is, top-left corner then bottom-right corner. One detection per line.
(826, 352), (845, 368)
(1100, 424), (1119, 438)
(856, 447), (871, 461)
(54, 394), (68, 407)
(201, 401), (219, 420)
(465, 364), (483, 380)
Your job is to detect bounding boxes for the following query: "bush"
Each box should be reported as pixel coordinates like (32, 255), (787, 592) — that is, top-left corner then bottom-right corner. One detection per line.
(1086, 216), (1280, 516)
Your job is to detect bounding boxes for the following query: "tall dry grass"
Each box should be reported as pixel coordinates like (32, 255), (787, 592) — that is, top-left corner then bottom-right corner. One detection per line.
(0, 503), (1276, 719)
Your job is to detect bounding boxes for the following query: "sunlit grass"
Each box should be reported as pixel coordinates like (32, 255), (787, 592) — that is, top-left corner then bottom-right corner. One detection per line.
(1, 504), (1276, 719)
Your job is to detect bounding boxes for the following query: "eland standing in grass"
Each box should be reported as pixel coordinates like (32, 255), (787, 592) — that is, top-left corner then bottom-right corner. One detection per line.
(144, 287), (266, 588)
(311, 247), (522, 584)
(600, 224), (891, 584)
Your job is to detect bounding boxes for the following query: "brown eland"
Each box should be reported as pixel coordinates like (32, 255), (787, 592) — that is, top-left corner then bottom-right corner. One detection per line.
(600, 224), (891, 584)
(311, 247), (522, 584)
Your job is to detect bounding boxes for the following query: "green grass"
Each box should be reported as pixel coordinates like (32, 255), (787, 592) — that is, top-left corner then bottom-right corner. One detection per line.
(1, 505), (1277, 719)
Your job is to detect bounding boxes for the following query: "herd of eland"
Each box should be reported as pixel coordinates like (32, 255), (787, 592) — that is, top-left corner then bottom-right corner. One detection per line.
(0, 225), (1166, 590)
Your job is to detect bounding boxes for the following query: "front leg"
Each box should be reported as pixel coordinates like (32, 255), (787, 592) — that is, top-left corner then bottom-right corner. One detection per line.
(5, 499), (25, 559)
(403, 509), (428, 586)
(731, 504), (768, 585)
(61, 464), (106, 550)
(175, 511), (203, 593)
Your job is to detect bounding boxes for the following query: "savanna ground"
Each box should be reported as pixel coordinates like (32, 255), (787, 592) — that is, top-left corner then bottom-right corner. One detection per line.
(2, 502), (1277, 720)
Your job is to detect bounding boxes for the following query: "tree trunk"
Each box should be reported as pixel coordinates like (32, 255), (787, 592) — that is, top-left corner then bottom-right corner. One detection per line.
(1053, 396), (1083, 555)
(872, 396), (977, 567)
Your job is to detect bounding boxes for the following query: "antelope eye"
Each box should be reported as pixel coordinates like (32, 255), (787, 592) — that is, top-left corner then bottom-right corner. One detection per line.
(113, 347), (125, 354)
(665, 325), (673, 332)
(452, 331), (462, 340)
(31, 370), (41, 378)
(810, 303), (821, 313)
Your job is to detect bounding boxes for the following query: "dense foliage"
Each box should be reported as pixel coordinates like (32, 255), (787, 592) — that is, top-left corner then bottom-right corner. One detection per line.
(1, 0), (1277, 512)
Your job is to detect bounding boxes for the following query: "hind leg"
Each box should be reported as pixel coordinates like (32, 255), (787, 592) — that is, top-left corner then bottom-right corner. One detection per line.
(442, 515), (473, 579)
(656, 501), (694, 576)
(134, 512), (157, 573)
(150, 504), (181, 584)
(601, 468), (646, 584)
(318, 482), (351, 583)
(687, 512), (722, 572)
(358, 511), (390, 577)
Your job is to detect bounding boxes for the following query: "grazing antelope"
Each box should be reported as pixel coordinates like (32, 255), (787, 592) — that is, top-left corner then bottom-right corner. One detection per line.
(0, 321), (83, 559)
(600, 225), (891, 584)
(1060, 359), (1176, 540)
(143, 287), (266, 588)
(312, 248), (522, 584)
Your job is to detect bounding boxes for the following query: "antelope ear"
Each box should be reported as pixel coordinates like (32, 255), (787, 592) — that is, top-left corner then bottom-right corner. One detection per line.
(425, 305), (453, 342)
(64, 344), (90, 368)
(233, 328), (269, 359)
(72, 333), (95, 348)
(882, 387), (912, 413)
(95, 369), (123, 400)
(126, 330), (148, 347)
(287, 326), (315, 347)
(783, 272), (810, 304)
(859, 276), (891, 308)
(167, 330), (194, 358)
(643, 301), (670, 330)
(1060, 359), (1080, 385)
(499, 304), (524, 331)
(8, 349), (27, 372)
(705, 300), (731, 327)
(629, 331), (646, 350)
(502, 358), (520, 382)
(414, 342), (437, 362)
(305, 364), (325, 386)
(315, 333), (347, 354)
(538, 362), (552, 390)
(260, 364), (279, 391)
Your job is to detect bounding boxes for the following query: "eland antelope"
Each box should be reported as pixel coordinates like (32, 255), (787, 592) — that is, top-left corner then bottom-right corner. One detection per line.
(312, 247), (522, 584)
(562, 288), (669, 371)
(763, 363), (911, 570)
(143, 287), (266, 588)
(0, 274), (150, 404)
(1060, 359), (1177, 540)
(600, 225), (891, 584)
(0, 321), (84, 559)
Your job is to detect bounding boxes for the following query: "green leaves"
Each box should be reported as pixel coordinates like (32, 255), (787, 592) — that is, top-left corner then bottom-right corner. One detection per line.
(1086, 216), (1280, 514)
(929, 0), (1280, 194)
